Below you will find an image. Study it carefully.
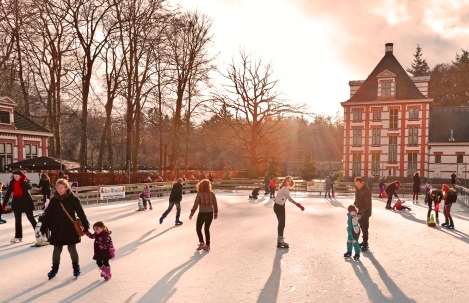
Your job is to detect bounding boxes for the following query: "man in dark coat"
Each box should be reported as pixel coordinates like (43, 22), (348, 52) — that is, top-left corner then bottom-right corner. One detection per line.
(160, 178), (184, 225)
(354, 177), (372, 251)
(263, 173), (270, 195)
(384, 180), (400, 209)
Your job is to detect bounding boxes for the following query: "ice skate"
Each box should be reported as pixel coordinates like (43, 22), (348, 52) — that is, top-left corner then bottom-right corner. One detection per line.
(0, 219), (6, 224)
(353, 254), (360, 261)
(47, 264), (59, 279)
(276, 236), (289, 248)
(447, 221), (454, 229)
(441, 220), (449, 227)
(175, 220), (183, 226)
(343, 251), (352, 257)
(72, 262), (80, 278)
(159, 216), (165, 224)
(99, 266), (105, 277)
(361, 243), (369, 252)
(203, 244), (210, 251)
(103, 266), (112, 280)
(10, 238), (22, 243)
(196, 242), (205, 251)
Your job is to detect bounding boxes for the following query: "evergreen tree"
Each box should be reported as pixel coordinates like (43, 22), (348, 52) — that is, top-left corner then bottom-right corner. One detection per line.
(300, 156), (317, 181)
(406, 44), (431, 77)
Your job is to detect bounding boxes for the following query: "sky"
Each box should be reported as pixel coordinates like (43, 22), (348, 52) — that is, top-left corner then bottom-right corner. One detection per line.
(171, 0), (469, 117)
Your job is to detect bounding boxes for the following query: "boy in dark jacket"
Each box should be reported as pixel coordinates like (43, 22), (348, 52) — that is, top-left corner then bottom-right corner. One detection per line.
(249, 188), (261, 199)
(160, 178), (184, 225)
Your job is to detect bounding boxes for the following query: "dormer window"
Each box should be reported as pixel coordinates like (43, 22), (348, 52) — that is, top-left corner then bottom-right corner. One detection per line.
(0, 111), (10, 124)
(377, 70), (396, 99)
(381, 82), (391, 98)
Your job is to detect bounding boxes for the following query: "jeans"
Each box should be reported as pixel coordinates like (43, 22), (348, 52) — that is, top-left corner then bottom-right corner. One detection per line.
(14, 210), (37, 238)
(53, 244), (79, 264)
(358, 215), (370, 244)
(162, 201), (181, 219)
(273, 203), (286, 237)
(196, 212), (213, 245)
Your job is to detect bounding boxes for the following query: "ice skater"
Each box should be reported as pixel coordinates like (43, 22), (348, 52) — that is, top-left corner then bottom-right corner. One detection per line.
(2, 171), (37, 243)
(427, 187), (443, 225)
(189, 179), (218, 251)
(441, 184), (457, 229)
(344, 205), (361, 261)
(263, 173), (270, 195)
(140, 184), (153, 210)
(37, 173), (52, 204)
(269, 177), (277, 198)
(424, 180), (432, 205)
(160, 178), (184, 225)
(325, 176), (331, 198)
(249, 187), (261, 199)
(392, 199), (411, 211)
(40, 178), (90, 279)
(384, 180), (400, 209)
(84, 221), (115, 280)
(273, 176), (304, 249)
(412, 172), (421, 204)
(353, 177), (372, 252)
(0, 182), (6, 224)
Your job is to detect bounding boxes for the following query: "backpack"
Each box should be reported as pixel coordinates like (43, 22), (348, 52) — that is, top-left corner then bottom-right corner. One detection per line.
(446, 189), (457, 203)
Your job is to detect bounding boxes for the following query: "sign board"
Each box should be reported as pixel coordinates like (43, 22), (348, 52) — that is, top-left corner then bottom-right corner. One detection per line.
(100, 186), (126, 200)
(306, 180), (325, 192)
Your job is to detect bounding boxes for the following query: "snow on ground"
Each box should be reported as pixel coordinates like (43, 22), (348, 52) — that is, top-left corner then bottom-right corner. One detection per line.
(1, 191), (469, 303)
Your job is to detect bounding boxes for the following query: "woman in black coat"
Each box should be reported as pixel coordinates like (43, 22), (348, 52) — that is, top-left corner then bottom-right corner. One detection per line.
(2, 170), (36, 243)
(40, 178), (90, 279)
(37, 173), (52, 203)
(412, 172), (421, 205)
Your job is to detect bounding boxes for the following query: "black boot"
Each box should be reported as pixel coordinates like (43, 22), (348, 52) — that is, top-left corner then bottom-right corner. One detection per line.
(343, 251), (352, 257)
(48, 263), (59, 279)
(72, 262), (80, 278)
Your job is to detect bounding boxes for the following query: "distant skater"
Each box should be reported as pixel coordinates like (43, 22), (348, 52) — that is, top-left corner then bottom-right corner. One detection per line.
(412, 172), (421, 204)
(160, 178), (184, 225)
(249, 187), (262, 199)
(343, 205), (361, 261)
(441, 184), (457, 229)
(189, 179), (218, 251)
(424, 180), (432, 205)
(269, 177), (277, 198)
(84, 221), (115, 280)
(37, 173), (52, 204)
(140, 184), (153, 210)
(273, 176), (304, 249)
(264, 173), (270, 195)
(384, 180), (400, 209)
(325, 177), (331, 198)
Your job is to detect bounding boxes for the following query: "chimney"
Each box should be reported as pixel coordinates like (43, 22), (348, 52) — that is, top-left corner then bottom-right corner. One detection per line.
(385, 43), (393, 54)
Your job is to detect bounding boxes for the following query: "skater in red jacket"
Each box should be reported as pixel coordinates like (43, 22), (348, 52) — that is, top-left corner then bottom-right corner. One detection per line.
(269, 178), (277, 198)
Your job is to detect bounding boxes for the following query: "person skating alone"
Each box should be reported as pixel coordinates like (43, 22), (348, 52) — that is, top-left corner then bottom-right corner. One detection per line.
(344, 205), (361, 261)
(263, 173), (270, 195)
(269, 177), (277, 198)
(84, 221), (115, 280)
(353, 177), (372, 252)
(325, 176), (332, 198)
(441, 184), (457, 229)
(189, 179), (218, 251)
(412, 172), (421, 204)
(378, 176), (386, 198)
(424, 180), (432, 205)
(384, 180), (400, 209)
(249, 187), (262, 199)
(427, 188), (443, 225)
(40, 178), (90, 279)
(140, 184), (153, 210)
(160, 178), (184, 225)
(366, 175), (374, 194)
(273, 176), (304, 249)
(37, 173), (52, 205)
(2, 171), (37, 243)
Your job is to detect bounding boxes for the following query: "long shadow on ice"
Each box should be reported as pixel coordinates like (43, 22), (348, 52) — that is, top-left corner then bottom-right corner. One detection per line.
(138, 252), (206, 303)
(257, 249), (289, 303)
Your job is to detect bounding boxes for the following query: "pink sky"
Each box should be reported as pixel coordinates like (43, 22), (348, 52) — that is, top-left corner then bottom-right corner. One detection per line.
(172, 0), (469, 116)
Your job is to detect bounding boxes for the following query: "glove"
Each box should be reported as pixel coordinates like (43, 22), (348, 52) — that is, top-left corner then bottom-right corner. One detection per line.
(110, 247), (116, 260)
(296, 202), (305, 211)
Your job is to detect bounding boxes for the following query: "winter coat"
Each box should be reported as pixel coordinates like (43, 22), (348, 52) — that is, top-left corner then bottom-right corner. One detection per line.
(169, 182), (183, 202)
(40, 191), (90, 246)
(325, 178), (332, 190)
(412, 175), (421, 193)
(37, 178), (52, 195)
(354, 185), (372, 217)
(2, 179), (34, 213)
(385, 182), (399, 198)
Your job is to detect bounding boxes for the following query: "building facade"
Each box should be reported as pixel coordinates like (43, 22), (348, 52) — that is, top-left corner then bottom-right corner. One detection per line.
(0, 96), (52, 171)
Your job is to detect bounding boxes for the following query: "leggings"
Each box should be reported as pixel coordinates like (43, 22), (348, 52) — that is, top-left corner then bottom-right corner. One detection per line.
(196, 212), (213, 245)
(273, 203), (286, 237)
(443, 203), (453, 221)
(427, 200), (439, 220)
(42, 194), (50, 202)
(412, 192), (419, 201)
(14, 210), (37, 238)
(96, 259), (110, 267)
(53, 244), (79, 264)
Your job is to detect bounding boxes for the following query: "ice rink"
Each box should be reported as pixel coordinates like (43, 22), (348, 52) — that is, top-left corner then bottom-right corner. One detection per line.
(1, 191), (469, 303)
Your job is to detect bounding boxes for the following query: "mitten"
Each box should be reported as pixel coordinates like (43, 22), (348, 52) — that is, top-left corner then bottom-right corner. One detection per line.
(296, 203), (305, 211)
(109, 247), (116, 260)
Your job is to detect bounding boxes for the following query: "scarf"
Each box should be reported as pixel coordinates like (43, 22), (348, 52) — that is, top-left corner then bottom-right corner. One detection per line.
(12, 176), (26, 197)
(54, 189), (72, 201)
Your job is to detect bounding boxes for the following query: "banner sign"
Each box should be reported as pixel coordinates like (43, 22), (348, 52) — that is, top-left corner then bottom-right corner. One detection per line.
(100, 186), (126, 200)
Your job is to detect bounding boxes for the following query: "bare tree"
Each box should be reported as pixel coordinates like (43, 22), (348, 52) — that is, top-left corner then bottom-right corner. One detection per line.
(213, 50), (307, 175)
(167, 11), (214, 171)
